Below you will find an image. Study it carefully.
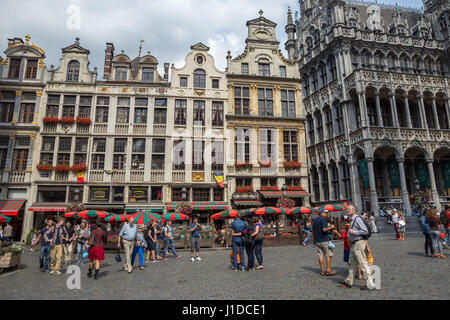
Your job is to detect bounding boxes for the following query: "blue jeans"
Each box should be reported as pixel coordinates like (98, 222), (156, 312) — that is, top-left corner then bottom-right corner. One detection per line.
(163, 239), (177, 258)
(304, 229), (311, 244)
(244, 242), (255, 269)
(39, 245), (50, 271)
(76, 242), (88, 265)
(131, 246), (144, 267)
(430, 230), (443, 255)
(254, 239), (263, 266)
(232, 237), (245, 269)
(445, 226), (449, 244)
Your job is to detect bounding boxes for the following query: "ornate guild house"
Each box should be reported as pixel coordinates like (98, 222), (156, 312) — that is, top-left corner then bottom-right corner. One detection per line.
(292, 0), (450, 215)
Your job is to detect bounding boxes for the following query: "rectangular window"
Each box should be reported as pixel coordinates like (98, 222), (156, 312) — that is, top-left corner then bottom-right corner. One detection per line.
(134, 108), (147, 123)
(75, 138), (88, 152)
(47, 95), (60, 104)
(93, 139), (106, 153)
(0, 137), (8, 169)
(193, 188), (210, 202)
(152, 139), (165, 153)
(0, 103), (14, 122)
(57, 153), (70, 166)
(171, 187), (187, 202)
(95, 107), (109, 123)
(212, 101), (223, 126)
(58, 137), (72, 152)
(192, 140), (205, 171)
(129, 187), (148, 202)
(63, 95), (76, 105)
(97, 96), (110, 106)
(91, 154), (105, 170)
(152, 139), (165, 170)
(235, 128), (250, 162)
(175, 100), (187, 125)
(89, 186), (110, 202)
(12, 149), (28, 171)
(113, 186), (124, 202)
(213, 188), (224, 201)
(261, 178), (277, 187)
(211, 141), (223, 171)
(335, 105), (344, 135)
(212, 79), (219, 89)
(42, 137), (55, 151)
(151, 155), (165, 170)
(46, 105), (59, 118)
(241, 63), (249, 75)
(281, 89), (296, 117)
(285, 178), (301, 187)
(132, 138), (145, 153)
(154, 98), (167, 107)
(142, 67), (154, 83)
(234, 86), (250, 115)
(62, 106), (75, 118)
(151, 187), (162, 201)
(78, 106), (91, 118)
(193, 100), (205, 126)
(116, 107), (130, 123)
(40, 153), (53, 166)
(283, 130), (298, 161)
(173, 140), (185, 170)
(279, 66), (286, 78)
(131, 154), (145, 170)
(325, 108), (333, 138)
(73, 153), (86, 165)
(25, 59), (38, 79)
(258, 88), (273, 116)
(15, 136), (30, 147)
(8, 58), (21, 79)
(114, 138), (127, 153)
(259, 129), (275, 161)
(258, 63), (270, 76)
(22, 92), (36, 101)
(236, 178), (252, 187)
(115, 67), (127, 81)
(180, 77), (188, 87)
(154, 108), (167, 124)
(135, 98), (148, 106)
(19, 103), (35, 123)
(80, 96), (92, 105)
(113, 154), (126, 170)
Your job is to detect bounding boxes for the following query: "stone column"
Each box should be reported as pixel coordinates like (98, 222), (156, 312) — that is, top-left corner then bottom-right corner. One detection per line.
(431, 96), (440, 130)
(417, 94), (428, 129)
(366, 157), (379, 215)
(444, 98), (450, 129)
(390, 93), (399, 128)
(382, 161), (390, 200)
(426, 159), (441, 210)
(349, 161), (362, 210)
(327, 164), (334, 201)
(397, 157), (412, 216)
(357, 90), (368, 127)
(402, 93), (412, 128)
(375, 90), (383, 127)
(338, 162), (345, 201)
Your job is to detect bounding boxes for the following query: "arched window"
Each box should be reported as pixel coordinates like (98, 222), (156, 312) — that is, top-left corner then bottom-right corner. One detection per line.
(351, 48), (360, 69)
(307, 114), (315, 145)
(303, 74), (310, 97)
(400, 54), (410, 72)
(374, 51), (384, 70)
(387, 53), (398, 71)
(315, 110), (323, 142)
(327, 55), (337, 81)
(193, 69), (206, 88)
(67, 60), (80, 82)
(361, 49), (371, 68)
(306, 37), (313, 50)
(310, 69), (318, 92)
(319, 62), (327, 87)
(424, 57), (434, 74)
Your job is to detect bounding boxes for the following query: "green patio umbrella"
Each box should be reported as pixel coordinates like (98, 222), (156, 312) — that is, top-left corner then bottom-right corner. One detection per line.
(248, 207), (282, 216)
(104, 214), (127, 222)
(218, 209), (243, 219)
(318, 204), (346, 212)
(161, 212), (189, 221)
(290, 206), (318, 215)
(130, 210), (161, 224)
(76, 210), (110, 219)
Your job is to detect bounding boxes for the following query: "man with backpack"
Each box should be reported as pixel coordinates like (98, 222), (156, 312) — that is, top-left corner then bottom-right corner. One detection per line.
(339, 205), (376, 290)
(161, 220), (180, 260)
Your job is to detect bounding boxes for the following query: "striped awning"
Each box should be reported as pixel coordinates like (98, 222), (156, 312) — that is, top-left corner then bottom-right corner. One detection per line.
(124, 208), (164, 214)
(0, 200), (26, 216)
(28, 205), (67, 212)
(286, 191), (311, 198)
(233, 200), (263, 207)
(258, 190), (283, 198)
(166, 202), (228, 211)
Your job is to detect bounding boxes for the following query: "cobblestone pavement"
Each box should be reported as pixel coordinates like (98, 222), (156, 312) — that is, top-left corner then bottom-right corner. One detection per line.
(0, 233), (448, 300)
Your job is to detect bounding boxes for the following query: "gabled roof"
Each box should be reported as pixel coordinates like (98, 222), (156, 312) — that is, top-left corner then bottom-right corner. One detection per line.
(246, 16), (277, 28)
(190, 42), (210, 51)
(62, 38), (90, 55)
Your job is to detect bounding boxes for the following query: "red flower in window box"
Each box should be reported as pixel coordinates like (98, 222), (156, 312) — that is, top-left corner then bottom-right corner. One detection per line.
(283, 160), (302, 169)
(59, 117), (75, 125)
(43, 117), (59, 124)
(54, 164), (71, 172)
(287, 185), (304, 191)
(235, 161), (252, 168)
(260, 185), (279, 191)
(71, 164), (87, 173)
(76, 117), (91, 126)
(236, 186), (253, 193)
(37, 164), (54, 172)
(258, 160), (272, 168)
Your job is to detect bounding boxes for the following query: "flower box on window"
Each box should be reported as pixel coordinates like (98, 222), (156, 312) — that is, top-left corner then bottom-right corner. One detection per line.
(258, 160), (272, 168)
(37, 164), (54, 172)
(287, 185), (304, 191)
(71, 164), (87, 173)
(43, 117), (59, 124)
(283, 160), (302, 169)
(236, 186), (253, 193)
(54, 164), (71, 172)
(235, 161), (252, 168)
(260, 185), (279, 191)
(59, 117), (76, 125)
(76, 117), (91, 126)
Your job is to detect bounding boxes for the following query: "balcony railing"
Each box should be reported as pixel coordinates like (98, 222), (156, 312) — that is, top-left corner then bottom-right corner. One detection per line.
(133, 124), (147, 135)
(76, 124), (90, 134)
(115, 124), (129, 135)
(89, 170), (104, 182)
(54, 172), (69, 182)
(8, 171), (26, 183)
(43, 123), (57, 133)
(151, 170), (165, 182)
(130, 170), (144, 182)
(111, 170), (125, 182)
(93, 123), (108, 134)
(153, 124), (166, 135)
(172, 171), (185, 182)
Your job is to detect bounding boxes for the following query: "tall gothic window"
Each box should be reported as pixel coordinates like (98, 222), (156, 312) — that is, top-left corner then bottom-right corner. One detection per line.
(67, 60), (80, 82)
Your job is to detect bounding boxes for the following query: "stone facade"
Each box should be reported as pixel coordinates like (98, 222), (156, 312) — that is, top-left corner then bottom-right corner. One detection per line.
(290, 0), (450, 215)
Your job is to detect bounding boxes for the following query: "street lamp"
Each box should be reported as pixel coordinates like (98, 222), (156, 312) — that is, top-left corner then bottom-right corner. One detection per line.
(281, 184), (287, 197)
(73, 188), (81, 202)
(181, 187), (188, 201)
(414, 179), (421, 191)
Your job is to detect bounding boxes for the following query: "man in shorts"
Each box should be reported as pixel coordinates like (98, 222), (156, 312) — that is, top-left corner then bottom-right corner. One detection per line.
(312, 208), (337, 276)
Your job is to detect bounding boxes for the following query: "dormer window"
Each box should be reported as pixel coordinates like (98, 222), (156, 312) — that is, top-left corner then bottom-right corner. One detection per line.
(193, 69), (206, 89)
(241, 63), (249, 75)
(258, 63), (270, 77)
(279, 66), (286, 78)
(115, 67), (127, 81)
(8, 58), (21, 79)
(142, 67), (154, 83)
(25, 59), (38, 79)
(67, 60), (80, 82)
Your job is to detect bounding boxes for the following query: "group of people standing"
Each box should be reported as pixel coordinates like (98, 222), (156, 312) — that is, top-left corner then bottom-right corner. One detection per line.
(420, 206), (449, 259)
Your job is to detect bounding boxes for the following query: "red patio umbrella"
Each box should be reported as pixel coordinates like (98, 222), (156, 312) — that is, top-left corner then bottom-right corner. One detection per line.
(76, 210), (109, 219)
(248, 207), (282, 216)
(210, 212), (222, 220)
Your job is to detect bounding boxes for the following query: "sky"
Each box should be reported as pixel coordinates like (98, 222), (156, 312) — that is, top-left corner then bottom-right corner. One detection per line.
(0, 0), (423, 79)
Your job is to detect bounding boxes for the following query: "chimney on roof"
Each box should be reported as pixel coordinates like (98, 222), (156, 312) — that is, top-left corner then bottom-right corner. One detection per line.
(103, 42), (115, 80)
(164, 63), (169, 80)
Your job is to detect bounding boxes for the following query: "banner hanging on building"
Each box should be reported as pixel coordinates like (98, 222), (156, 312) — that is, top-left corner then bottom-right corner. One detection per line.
(388, 160), (401, 190)
(415, 161), (429, 189)
(76, 171), (85, 184)
(213, 171), (224, 188)
(358, 159), (369, 190)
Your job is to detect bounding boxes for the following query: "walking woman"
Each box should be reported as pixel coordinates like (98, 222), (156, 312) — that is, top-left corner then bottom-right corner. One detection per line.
(243, 219), (255, 271)
(131, 225), (146, 270)
(426, 209), (445, 259)
(83, 219), (107, 280)
(76, 221), (90, 265)
(398, 211), (406, 240)
(420, 214), (434, 257)
(303, 217), (312, 246)
(251, 217), (264, 270)
(369, 212), (378, 233)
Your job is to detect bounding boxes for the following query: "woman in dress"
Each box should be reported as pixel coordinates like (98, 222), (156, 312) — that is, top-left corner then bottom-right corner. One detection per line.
(369, 212), (378, 233)
(83, 219), (107, 280)
(398, 211), (406, 240)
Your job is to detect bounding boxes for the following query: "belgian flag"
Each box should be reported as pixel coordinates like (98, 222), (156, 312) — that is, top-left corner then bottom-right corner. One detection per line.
(213, 171), (224, 188)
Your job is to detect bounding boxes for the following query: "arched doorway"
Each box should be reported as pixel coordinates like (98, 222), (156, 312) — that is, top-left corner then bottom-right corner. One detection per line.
(433, 148), (450, 201)
(404, 147), (431, 195)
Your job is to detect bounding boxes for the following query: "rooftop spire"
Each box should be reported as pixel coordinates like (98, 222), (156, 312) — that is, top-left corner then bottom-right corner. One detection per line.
(138, 39), (144, 57)
(287, 7), (293, 25)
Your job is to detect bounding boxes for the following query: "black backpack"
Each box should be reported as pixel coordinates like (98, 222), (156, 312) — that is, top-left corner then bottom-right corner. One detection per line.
(354, 216), (372, 240)
(440, 212), (449, 226)
(242, 228), (252, 246)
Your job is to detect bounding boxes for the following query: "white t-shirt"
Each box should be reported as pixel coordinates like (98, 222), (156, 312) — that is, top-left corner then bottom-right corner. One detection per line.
(392, 213), (398, 224)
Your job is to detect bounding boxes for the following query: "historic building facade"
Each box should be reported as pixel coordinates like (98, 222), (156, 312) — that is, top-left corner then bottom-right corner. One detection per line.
(0, 36), (47, 240)
(291, 0), (450, 215)
(226, 11), (310, 210)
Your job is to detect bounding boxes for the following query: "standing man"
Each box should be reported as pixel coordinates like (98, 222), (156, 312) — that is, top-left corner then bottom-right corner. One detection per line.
(44, 217), (69, 275)
(339, 205), (376, 290)
(312, 208), (337, 276)
(231, 215), (246, 271)
(31, 219), (53, 272)
(118, 217), (137, 274)
(392, 209), (400, 240)
(189, 217), (203, 262)
(2, 222), (13, 242)
(162, 220), (180, 260)
(62, 221), (76, 265)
